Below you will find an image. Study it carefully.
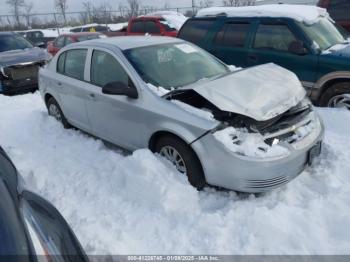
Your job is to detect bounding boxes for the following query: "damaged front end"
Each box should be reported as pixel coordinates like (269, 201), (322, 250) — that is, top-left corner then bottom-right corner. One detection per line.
(166, 88), (322, 161)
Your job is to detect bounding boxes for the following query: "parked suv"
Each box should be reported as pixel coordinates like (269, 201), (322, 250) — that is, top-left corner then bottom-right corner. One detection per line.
(318, 0), (350, 31)
(178, 5), (350, 108)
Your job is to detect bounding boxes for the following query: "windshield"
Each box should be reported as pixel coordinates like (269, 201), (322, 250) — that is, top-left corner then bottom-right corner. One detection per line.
(124, 43), (229, 89)
(0, 34), (33, 53)
(298, 18), (346, 51)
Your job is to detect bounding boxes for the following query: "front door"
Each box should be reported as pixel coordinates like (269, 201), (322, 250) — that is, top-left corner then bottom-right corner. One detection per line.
(247, 20), (318, 83)
(84, 49), (143, 150)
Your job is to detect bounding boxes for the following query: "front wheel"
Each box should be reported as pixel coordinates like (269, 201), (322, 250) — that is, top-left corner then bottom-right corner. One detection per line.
(47, 97), (71, 129)
(320, 82), (350, 109)
(155, 135), (206, 190)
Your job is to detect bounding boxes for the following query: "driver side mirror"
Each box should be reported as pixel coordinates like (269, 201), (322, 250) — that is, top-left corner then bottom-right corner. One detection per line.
(102, 81), (138, 99)
(288, 41), (308, 56)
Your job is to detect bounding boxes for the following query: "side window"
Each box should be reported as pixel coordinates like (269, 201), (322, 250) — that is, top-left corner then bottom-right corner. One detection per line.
(130, 21), (145, 33)
(91, 50), (129, 87)
(178, 19), (215, 45)
(55, 36), (65, 48)
(254, 24), (298, 52)
(57, 49), (87, 81)
(145, 21), (161, 34)
(328, 0), (350, 21)
(214, 22), (250, 47)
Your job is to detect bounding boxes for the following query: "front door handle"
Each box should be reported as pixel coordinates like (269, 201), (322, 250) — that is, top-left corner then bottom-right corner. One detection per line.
(89, 93), (96, 101)
(57, 82), (62, 86)
(248, 55), (258, 62)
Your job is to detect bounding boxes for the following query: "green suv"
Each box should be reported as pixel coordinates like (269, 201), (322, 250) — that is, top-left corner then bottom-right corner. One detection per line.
(178, 5), (350, 108)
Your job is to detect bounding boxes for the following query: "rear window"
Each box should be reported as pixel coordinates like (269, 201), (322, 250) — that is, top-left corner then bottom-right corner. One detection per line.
(130, 21), (145, 33)
(145, 21), (161, 34)
(178, 19), (215, 45)
(328, 0), (350, 21)
(214, 22), (250, 47)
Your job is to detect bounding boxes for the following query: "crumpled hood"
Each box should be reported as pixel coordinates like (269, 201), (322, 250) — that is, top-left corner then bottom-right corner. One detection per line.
(0, 48), (49, 67)
(183, 63), (306, 121)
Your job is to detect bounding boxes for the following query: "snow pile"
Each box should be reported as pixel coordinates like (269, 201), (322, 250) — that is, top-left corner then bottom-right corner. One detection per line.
(108, 23), (128, 31)
(322, 42), (350, 54)
(1, 93), (350, 255)
(171, 100), (216, 122)
(197, 5), (329, 25)
(147, 11), (188, 30)
(214, 127), (289, 158)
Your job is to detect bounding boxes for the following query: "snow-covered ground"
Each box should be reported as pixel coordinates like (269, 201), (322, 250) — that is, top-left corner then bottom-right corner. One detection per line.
(0, 92), (350, 255)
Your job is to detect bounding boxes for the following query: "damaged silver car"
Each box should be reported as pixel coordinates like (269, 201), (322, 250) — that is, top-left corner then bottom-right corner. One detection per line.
(39, 36), (324, 193)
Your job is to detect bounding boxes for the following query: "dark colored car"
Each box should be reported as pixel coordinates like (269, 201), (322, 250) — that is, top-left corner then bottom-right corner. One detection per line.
(0, 146), (88, 260)
(47, 32), (106, 56)
(178, 5), (350, 109)
(21, 30), (57, 48)
(127, 16), (179, 37)
(318, 0), (350, 32)
(0, 32), (51, 95)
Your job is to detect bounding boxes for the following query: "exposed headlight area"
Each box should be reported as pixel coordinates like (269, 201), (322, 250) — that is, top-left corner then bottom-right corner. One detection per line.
(212, 98), (321, 160)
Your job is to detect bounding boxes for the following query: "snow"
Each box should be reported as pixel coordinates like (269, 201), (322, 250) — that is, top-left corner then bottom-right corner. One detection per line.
(146, 11), (188, 30)
(146, 83), (170, 96)
(171, 100), (216, 122)
(322, 42), (350, 54)
(107, 23), (128, 31)
(1, 92), (350, 255)
(196, 5), (329, 25)
(213, 127), (290, 158)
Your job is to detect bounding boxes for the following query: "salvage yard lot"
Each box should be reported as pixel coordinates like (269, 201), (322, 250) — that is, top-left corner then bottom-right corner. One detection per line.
(0, 92), (350, 255)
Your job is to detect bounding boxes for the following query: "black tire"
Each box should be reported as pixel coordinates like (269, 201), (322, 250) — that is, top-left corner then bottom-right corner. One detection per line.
(319, 82), (350, 108)
(155, 135), (206, 190)
(46, 97), (71, 129)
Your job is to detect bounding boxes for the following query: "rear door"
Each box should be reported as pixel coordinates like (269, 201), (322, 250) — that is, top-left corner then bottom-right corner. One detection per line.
(206, 19), (253, 67)
(55, 48), (92, 131)
(247, 19), (318, 83)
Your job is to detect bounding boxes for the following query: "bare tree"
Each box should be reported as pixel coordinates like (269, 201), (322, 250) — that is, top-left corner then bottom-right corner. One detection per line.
(118, 3), (128, 17)
(6, 0), (25, 27)
(222, 0), (255, 6)
(54, 0), (68, 25)
(199, 0), (213, 8)
(127, 0), (140, 18)
(24, 1), (33, 28)
(82, 1), (93, 24)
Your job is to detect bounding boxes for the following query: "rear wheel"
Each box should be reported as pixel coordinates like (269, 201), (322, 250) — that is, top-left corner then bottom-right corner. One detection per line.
(47, 97), (71, 129)
(320, 82), (350, 109)
(155, 135), (206, 190)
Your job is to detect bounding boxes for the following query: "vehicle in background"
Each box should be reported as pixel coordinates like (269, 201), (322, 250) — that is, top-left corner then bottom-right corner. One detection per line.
(67, 23), (129, 37)
(47, 32), (106, 56)
(20, 29), (59, 48)
(179, 5), (350, 109)
(127, 16), (179, 37)
(318, 0), (350, 32)
(0, 32), (50, 95)
(39, 36), (323, 193)
(0, 146), (88, 260)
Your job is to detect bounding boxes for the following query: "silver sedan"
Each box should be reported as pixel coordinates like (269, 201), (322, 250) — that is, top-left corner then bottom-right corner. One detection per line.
(39, 36), (324, 193)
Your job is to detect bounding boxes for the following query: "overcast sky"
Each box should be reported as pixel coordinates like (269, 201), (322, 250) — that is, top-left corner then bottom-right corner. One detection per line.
(0, 0), (225, 15)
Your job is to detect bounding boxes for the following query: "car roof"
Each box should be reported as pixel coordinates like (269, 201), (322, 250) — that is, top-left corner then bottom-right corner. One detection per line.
(196, 4), (328, 24)
(77, 36), (183, 50)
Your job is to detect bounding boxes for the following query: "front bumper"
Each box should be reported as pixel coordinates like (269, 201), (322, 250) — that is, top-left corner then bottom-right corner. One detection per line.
(191, 114), (325, 193)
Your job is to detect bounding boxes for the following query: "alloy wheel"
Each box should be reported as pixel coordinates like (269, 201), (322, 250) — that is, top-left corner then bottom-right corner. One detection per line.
(159, 146), (187, 174)
(328, 94), (350, 110)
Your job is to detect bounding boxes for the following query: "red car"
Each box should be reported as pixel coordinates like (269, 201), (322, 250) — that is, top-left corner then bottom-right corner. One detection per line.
(127, 16), (178, 37)
(47, 32), (105, 56)
(318, 0), (350, 32)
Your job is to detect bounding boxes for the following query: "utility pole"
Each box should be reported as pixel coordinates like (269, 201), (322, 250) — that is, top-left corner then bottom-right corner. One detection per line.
(192, 0), (195, 14)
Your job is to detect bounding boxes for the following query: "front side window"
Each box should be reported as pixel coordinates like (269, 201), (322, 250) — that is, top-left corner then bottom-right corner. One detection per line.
(214, 22), (250, 47)
(57, 49), (87, 81)
(145, 21), (161, 34)
(0, 34), (33, 52)
(124, 43), (229, 89)
(178, 19), (215, 45)
(91, 50), (129, 87)
(130, 21), (145, 33)
(254, 24), (298, 52)
(328, 0), (350, 21)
